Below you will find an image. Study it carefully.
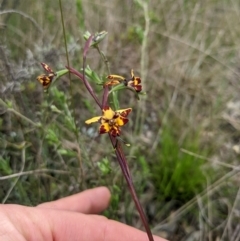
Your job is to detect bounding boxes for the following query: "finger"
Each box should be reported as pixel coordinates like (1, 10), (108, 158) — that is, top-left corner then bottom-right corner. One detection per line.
(2, 205), (168, 241)
(37, 186), (111, 214)
(46, 210), (168, 241)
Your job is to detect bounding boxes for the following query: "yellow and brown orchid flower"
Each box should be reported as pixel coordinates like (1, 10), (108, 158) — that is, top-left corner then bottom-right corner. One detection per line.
(85, 106), (132, 137)
(126, 69), (142, 92)
(36, 73), (55, 90)
(104, 74), (126, 87)
(36, 63), (56, 91)
(104, 70), (142, 92)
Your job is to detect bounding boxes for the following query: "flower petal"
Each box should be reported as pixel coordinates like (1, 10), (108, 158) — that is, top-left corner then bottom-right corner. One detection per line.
(99, 123), (110, 134)
(116, 116), (129, 126)
(127, 78), (142, 92)
(104, 79), (121, 87)
(134, 85), (142, 92)
(134, 77), (141, 84)
(131, 69), (134, 78)
(85, 116), (101, 124)
(104, 74), (126, 87)
(41, 62), (54, 74)
(117, 108), (132, 117)
(36, 74), (54, 89)
(109, 126), (121, 137)
(107, 74), (125, 81)
(102, 106), (115, 120)
(127, 70), (142, 92)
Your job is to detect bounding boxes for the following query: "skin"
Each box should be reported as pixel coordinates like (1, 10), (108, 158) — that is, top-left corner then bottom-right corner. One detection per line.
(0, 187), (168, 241)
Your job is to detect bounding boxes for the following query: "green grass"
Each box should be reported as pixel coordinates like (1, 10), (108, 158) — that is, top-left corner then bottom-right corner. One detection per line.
(151, 124), (210, 203)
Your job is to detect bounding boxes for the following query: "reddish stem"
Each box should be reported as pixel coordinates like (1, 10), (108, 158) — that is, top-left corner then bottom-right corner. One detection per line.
(66, 66), (102, 108)
(109, 135), (154, 241)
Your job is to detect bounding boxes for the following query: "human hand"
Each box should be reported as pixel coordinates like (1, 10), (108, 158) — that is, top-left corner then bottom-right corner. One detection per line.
(0, 187), (167, 241)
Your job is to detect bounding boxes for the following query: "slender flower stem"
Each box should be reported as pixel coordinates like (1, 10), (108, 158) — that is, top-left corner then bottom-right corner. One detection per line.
(109, 135), (154, 241)
(82, 35), (103, 109)
(66, 67), (102, 108)
(102, 86), (109, 108)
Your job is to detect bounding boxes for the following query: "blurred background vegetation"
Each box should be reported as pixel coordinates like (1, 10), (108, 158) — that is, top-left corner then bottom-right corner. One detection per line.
(1, 0), (240, 240)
